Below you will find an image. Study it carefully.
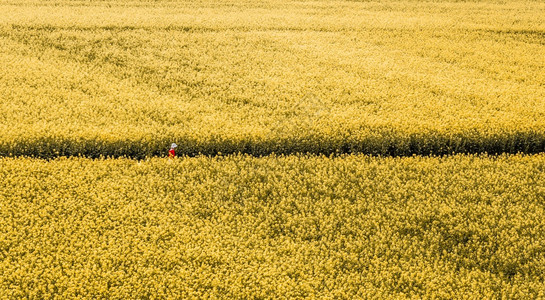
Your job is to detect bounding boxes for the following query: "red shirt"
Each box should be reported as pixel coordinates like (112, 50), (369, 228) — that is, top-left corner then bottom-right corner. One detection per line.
(168, 149), (175, 158)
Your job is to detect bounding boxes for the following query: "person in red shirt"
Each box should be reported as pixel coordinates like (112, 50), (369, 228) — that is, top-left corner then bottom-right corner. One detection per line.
(169, 143), (177, 158)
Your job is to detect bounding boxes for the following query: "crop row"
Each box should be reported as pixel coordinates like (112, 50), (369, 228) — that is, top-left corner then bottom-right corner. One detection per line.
(2, 129), (545, 159)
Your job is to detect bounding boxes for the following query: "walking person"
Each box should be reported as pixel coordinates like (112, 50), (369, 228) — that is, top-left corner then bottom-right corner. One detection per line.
(169, 143), (177, 158)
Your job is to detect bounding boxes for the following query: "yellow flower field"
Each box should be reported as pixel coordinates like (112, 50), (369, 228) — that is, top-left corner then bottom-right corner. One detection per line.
(0, 0), (544, 157)
(1, 1), (544, 298)
(1, 154), (544, 298)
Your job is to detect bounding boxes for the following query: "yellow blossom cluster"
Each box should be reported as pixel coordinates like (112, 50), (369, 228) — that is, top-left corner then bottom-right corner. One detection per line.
(0, 154), (545, 298)
(0, 0), (544, 157)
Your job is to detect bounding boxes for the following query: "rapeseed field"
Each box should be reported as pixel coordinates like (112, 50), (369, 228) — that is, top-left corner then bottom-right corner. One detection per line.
(1, 155), (545, 298)
(0, 0), (544, 157)
(1, 0), (544, 298)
